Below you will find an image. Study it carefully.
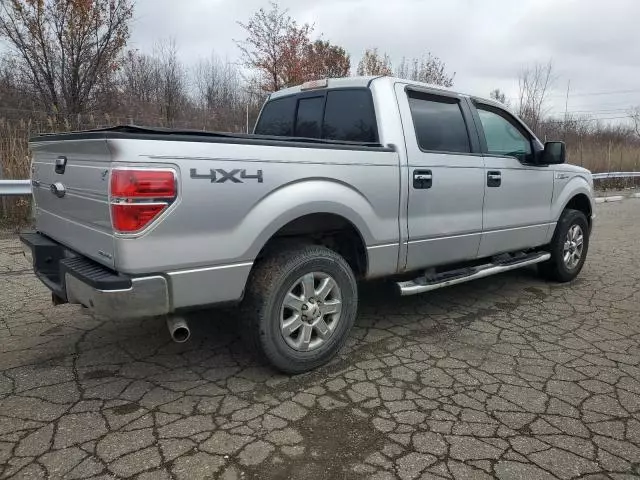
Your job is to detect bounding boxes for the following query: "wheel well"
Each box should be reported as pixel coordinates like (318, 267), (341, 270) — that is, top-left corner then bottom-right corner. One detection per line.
(565, 194), (592, 226)
(256, 213), (368, 276)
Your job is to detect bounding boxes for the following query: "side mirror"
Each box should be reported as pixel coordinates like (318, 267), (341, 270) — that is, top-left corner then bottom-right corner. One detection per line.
(541, 141), (566, 164)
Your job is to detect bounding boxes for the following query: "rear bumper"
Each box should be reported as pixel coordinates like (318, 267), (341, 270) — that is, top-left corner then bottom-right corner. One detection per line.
(20, 232), (170, 319)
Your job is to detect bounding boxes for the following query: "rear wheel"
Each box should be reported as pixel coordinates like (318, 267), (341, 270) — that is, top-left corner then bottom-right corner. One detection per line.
(242, 244), (358, 374)
(538, 209), (589, 282)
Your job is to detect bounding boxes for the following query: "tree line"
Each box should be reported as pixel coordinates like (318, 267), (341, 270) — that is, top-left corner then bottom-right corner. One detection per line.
(0, 0), (638, 171)
(0, 0), (456, 132)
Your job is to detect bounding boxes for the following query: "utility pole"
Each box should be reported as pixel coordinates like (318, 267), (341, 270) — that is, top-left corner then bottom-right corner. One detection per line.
(563, 79), (571, 140)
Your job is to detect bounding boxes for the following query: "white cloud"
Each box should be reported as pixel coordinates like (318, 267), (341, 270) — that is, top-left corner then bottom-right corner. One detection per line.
(128, 0), (640, 118)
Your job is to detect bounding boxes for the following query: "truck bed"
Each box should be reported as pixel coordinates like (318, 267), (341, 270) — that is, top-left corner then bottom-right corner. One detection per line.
(29, 124), (402, 314)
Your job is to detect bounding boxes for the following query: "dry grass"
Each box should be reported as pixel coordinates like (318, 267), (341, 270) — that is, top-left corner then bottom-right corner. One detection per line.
(568, 143), (640, 190)
(0, 113), (144, 222)
(0, 120), (33, 222)
(568, 143), (640, 173)
(2, 116), (640, 224)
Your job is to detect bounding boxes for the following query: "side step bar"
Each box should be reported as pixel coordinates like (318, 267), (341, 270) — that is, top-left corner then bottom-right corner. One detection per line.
(397, 251), (551, 296)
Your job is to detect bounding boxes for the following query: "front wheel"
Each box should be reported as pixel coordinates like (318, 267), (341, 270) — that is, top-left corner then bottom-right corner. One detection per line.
(241, 244), (358, 374)
(538, 209), (590, 282)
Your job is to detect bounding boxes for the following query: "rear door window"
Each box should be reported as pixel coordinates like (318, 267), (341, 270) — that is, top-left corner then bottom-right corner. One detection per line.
(408, 92), (471, 153)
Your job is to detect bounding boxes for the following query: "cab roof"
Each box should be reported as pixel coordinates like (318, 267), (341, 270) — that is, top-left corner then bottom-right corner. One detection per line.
(268, 76), (505, 110)
(269, 76), (379, 99)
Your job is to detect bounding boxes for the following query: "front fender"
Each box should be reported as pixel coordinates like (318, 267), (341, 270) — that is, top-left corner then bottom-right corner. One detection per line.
(552, 176), (594, 223)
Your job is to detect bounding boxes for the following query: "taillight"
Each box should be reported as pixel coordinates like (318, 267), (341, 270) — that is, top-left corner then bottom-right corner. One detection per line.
(110, 169), (176, 233)
(111, 204), (167, 232)
(111, 170), (176, 198)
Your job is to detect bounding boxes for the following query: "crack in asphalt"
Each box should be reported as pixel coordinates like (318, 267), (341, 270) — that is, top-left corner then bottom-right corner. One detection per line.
(0, 201), (639, 480)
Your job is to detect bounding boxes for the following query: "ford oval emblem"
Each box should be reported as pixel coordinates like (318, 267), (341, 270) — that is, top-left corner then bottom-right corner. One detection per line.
(50, 182), (66, 198)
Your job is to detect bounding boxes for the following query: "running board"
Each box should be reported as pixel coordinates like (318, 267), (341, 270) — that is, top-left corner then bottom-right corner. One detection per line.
(397, 252), (551, 296)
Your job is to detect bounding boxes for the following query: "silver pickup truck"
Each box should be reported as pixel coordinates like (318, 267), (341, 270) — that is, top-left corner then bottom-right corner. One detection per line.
(21, 76), (595, 373)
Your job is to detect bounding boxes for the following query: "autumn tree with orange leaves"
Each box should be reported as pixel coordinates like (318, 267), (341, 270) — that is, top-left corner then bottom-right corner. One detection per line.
(236, 2), (350, 93)
(0, 0), (133, 116)
(305, 40), (350, 80)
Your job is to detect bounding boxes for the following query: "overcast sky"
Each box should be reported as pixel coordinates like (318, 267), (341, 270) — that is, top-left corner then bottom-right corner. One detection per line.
(128, 0), (640, 123)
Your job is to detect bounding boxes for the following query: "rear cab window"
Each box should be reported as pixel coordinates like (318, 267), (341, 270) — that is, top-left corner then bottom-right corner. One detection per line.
(254, 96), (296, 136)
(255, 88), (379, 143)
(295, 96), (324, 138)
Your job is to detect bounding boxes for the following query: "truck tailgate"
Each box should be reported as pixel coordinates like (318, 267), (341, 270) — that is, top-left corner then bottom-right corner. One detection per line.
(30, 138), (115, 268)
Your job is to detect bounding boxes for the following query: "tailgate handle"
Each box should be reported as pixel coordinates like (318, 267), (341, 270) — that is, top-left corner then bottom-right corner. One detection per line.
(55, 156), (67, 174)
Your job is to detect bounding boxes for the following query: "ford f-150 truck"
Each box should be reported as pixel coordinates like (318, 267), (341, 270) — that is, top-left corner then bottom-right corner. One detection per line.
(21, 76), (595, 373)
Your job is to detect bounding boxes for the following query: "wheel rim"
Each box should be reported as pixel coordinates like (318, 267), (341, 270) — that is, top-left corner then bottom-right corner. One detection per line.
(563, 224), (584, 270)
(280, 272), (343, 352)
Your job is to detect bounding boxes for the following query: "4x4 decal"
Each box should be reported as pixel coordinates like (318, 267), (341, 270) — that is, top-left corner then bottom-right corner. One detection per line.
(190, 168), (263, 183)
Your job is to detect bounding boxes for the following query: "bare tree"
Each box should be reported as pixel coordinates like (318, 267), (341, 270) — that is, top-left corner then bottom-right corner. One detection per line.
(396, 53), (455, 87)
(119, 50), (160, 108)
(155, 40), (188, 126)
(356, 48), (393, 76)
(630, 107), (640, 139)
(517, 61), (555, 134)
(192, 53), (258, 131)
(489, 88), (508, 105)
(0, 55), (22, 110)
(194, 55), (242, 111)
(0, 0), (133, 116)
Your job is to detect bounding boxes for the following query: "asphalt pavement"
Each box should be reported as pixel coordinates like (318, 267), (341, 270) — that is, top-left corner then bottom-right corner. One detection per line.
(1, 200), (639, 479)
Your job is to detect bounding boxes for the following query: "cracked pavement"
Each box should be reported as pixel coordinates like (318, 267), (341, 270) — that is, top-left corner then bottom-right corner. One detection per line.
(1, 201), (640, 480)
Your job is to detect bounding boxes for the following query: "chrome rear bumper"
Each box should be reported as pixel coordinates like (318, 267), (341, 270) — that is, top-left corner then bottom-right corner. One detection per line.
(65, 273), (170, 319)
(20, 232), (170, 320)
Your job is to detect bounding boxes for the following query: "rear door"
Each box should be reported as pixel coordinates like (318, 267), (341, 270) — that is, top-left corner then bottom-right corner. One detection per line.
(30, 138), (115, 267)
(471, 102), (554, 257)
(397, 85), (486, 271)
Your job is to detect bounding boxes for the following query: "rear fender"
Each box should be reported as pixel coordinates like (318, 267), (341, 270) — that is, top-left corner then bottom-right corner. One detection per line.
(245, 179), (377, 261)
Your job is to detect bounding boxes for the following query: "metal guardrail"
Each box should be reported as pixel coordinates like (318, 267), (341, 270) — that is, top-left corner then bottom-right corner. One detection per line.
(0, 172), (638, 197)
(0, 179), (31, 196)
(592, 172), (640, 180)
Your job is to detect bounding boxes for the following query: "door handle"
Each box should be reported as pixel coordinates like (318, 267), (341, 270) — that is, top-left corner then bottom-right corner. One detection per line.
(413, 170), (432, 189)
(487, 171), (501, 187)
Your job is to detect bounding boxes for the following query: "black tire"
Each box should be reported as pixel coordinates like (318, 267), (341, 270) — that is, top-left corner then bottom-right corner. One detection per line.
(241, 244), (358, 374)
(538, 209), (590, 282)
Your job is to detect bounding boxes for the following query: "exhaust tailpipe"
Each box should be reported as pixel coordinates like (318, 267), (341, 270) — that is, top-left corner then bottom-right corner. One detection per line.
(166, 316), (191, 343)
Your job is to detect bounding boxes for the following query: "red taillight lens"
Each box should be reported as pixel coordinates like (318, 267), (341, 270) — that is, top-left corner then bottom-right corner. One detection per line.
(111, 169), (175, 198)
(111, 204), (167, 232)
(110, 169), (176, 233)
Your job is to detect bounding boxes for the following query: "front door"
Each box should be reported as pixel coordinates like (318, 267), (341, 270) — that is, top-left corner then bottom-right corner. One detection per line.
(398, 86), (486, 272)
(472, 102), (554, 257)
